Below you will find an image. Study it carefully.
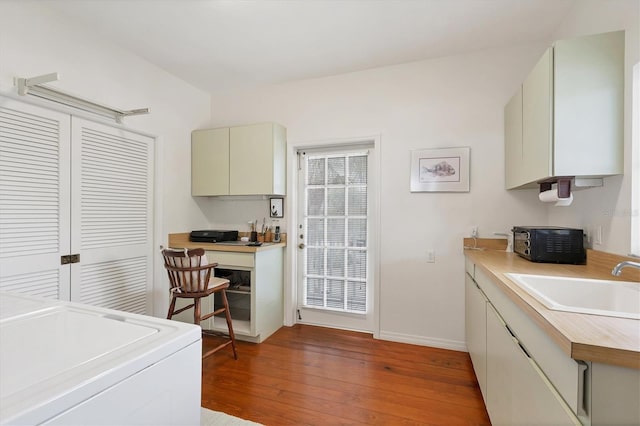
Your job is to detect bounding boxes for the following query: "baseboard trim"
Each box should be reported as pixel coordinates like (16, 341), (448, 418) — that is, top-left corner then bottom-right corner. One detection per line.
(377, 330), (468, 352)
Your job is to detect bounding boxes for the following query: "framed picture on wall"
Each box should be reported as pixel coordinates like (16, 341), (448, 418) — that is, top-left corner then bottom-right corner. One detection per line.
(410, 147), (470, 192)
(270, 197), (284, 218)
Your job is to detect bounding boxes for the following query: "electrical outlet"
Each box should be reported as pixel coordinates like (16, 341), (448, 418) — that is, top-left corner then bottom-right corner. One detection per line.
(595, 225), (603, 245)
(471, 226), (479, 238)
(426, 249), (436, 263)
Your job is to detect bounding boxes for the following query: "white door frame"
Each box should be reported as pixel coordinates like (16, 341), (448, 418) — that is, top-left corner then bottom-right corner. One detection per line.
(284, 134), (381, 337)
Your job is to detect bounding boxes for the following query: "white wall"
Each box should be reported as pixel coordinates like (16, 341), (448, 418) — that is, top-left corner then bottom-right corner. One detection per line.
(207, 45), (550, 349)
(204, 1), (638, 347)
(0, 2), (212, 316)
(4, 0), (633, 348)
(546, 0), (639, 255)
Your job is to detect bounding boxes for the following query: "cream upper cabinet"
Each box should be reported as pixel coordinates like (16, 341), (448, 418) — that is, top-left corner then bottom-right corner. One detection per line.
(230, 123), (286, 196)
(504, 88), (523, 190)
(192, 123), (286, 196)
(505, 30), (624, 189)
(192, 127), (230, 196)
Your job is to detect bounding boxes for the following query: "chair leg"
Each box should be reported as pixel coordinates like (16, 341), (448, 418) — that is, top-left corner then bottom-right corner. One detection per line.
(167, 295), (177, 320)
(220, 289), (238, 359)
(193, 297), (202, 326)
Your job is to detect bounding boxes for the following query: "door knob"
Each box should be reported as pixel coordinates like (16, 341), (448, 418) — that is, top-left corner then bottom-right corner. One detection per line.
(298, 243), (305, 249)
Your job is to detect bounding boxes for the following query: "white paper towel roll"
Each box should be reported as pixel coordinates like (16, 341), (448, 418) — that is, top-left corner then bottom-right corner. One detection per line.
(539, 189), (573, 206)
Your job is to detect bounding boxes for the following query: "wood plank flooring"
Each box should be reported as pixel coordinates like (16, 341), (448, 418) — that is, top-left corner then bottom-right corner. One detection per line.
(201, 325), (490, 425)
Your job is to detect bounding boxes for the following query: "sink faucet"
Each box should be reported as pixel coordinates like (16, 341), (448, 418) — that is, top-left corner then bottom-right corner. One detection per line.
(611, 261), (640, 276)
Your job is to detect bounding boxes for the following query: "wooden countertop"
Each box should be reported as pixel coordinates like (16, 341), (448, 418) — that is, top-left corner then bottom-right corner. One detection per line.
(168, 233), (286, 253)
(465, 248), (640, 369)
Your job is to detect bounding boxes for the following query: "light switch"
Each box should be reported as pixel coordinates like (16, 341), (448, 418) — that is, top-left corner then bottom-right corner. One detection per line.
(426, 249), (436, 263)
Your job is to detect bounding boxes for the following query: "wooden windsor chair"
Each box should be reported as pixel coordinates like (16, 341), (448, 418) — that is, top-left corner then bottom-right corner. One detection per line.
(162, 248), (237, 359)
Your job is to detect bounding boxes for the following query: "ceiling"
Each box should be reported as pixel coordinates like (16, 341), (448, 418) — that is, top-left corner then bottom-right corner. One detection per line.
(46, 0), (577, 95)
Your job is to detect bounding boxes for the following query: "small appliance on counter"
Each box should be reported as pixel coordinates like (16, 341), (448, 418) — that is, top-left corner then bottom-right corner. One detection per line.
(189, 230), (238, 243)
(512, 226), (586, 264)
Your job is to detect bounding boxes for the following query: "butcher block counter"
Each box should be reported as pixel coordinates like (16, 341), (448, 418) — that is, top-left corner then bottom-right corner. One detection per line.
(465, 247), (639, 369)
(168, 233), (286, 253)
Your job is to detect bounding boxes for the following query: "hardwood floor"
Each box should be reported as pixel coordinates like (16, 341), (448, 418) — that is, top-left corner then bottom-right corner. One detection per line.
(201, 325), (490, 425)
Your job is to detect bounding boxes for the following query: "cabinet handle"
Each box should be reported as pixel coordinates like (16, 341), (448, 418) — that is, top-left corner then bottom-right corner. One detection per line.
(577, 361), (589, 416)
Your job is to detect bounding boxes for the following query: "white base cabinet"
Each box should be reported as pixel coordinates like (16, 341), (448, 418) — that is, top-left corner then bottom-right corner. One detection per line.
(485, 303), (580, 425)
(465, 272), (487, 400)
(465, 257), (640, 425)
(171, 247), (284, 343)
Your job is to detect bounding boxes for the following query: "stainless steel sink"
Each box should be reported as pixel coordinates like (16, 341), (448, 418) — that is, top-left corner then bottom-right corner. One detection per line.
(505, 273), (640, 320)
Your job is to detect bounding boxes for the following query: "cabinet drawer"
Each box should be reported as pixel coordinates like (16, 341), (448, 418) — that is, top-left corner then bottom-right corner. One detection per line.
(205, 251), (255, 268)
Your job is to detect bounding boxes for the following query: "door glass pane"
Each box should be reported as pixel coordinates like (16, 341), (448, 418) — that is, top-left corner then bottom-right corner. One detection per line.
(348, 187), (367, 215)
(307, 188), (325, 215)
(327, 188), (345, 215)
(327, 157), (345, 184)
(347, 250), (366, 279)
(327, 218), (345, 246)
(347, 281), (366, 311)
(326, 279), (345, 309)
(307, 158), (325, 185)
(306, 277), (324, 307)
(307, 218), (325, 246)
(348, 218), (367, 247)
(327, 248), (345, 277)
(302, 152), (368, 313)
(349, 155), (367, 184)
(307, 247), (324, 275)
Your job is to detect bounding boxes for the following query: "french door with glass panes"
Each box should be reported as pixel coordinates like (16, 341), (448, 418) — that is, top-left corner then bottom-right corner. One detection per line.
(296, 148), (373, 332)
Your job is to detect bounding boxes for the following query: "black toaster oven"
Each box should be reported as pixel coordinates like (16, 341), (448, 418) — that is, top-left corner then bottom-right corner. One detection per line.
(512, 226), (586, 264)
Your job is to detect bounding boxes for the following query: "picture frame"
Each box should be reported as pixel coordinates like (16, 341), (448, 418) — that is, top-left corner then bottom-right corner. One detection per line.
(270, 197), (284, 218)
(410, 147), (470, 192)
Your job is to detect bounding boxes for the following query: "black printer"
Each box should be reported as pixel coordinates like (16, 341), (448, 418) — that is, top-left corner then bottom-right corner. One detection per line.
(189, 230), (238, 243)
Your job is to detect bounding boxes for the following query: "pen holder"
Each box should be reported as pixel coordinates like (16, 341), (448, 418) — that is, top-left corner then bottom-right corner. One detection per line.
(250, 231), (258, 242)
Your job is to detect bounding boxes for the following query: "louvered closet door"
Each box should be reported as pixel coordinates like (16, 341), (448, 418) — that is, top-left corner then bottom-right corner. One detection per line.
(0, 99), (71, 300)
(70, 118), (154, 314)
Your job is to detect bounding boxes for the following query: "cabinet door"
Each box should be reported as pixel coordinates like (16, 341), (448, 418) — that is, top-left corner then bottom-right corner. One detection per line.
(522, 48), (552, 185)
(0, 98), (71, 300)
(230, 123), (286, 195)
(504, 88), (523, 189)
(465, 274), (487, 399)
(553, 31), (624, 177)
(0, 99), (154, 315)
(70, 118), (155, 314)
(486, 304), (580, 426)
(191, 127), (229, 196)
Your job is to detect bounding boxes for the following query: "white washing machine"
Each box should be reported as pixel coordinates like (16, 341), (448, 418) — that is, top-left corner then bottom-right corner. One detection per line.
(0, 292), (202, 425)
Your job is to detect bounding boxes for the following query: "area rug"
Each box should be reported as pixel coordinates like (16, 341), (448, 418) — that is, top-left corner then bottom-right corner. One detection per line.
(201, 407), (262, 425)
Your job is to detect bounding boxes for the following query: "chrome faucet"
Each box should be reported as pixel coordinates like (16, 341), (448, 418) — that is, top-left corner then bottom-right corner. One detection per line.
(611, 261), (640, 276)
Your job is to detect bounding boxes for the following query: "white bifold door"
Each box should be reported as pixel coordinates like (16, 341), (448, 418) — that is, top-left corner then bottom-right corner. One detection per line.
(0, 98), (154, 314)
